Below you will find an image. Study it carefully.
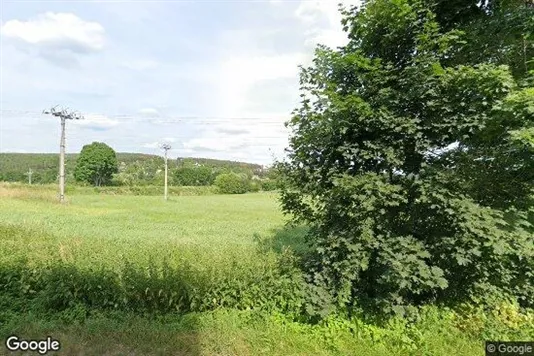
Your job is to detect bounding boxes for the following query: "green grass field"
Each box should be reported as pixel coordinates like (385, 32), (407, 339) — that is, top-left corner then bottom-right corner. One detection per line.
(0, 186), (284, 266)
(0, 184), (532, 355)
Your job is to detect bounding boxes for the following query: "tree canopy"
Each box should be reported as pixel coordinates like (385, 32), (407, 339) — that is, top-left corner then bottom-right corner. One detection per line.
(173, 166), (215, 186)
(279, 0), (534, 317)
(74, 142), (118, 187)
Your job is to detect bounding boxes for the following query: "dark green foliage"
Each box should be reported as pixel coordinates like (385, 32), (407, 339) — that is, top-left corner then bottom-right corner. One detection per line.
(430, 0), (534, 79)
(173, 166), (216, 186)
(74, 142), (118, 186)
(280, 0), (534, 316)
(214, 173), (251, 194)
(260, 179), (279, 191)
(0, 153), (77, 184)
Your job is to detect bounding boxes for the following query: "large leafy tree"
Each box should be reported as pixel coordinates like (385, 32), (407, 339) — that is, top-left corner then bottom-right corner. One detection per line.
(280, 0), (533, 316)
(74, 142), (118, 186)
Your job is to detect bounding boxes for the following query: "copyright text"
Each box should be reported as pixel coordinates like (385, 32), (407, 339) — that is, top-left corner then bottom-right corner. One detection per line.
(486, 341), (534, 356)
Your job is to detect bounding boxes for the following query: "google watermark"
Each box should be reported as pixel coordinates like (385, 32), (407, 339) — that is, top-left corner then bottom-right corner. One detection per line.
(4, 335), (60, 354)
(486, 341), (534, 355)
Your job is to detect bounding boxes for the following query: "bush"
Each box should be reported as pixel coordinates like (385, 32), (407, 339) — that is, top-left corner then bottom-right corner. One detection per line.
(173, 166), (215, 186)
(249, 180), (261, 193)
(214, 173), (250, 194)
(261, 179), (278, 191)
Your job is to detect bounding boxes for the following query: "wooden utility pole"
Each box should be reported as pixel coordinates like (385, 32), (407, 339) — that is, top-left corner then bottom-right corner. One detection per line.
(43, 106), (84, 203)
(160, 143), (172, 201)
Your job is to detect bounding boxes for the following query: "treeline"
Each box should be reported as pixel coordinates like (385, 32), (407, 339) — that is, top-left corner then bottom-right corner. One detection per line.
(0, 153), (79, 184)
(0, 153), (278, 192)
(114, 157), (277, 192)
(0, 153), (158, 184)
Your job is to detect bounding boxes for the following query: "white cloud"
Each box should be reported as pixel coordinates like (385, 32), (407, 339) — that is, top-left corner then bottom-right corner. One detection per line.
(226, 54), (306, 82)
(215, 127), (250, 135)
(72, 114), (119, 130)
(1, 12), (106, 54)
(122, 59), (159, 71)
(181, 116), (289, 155)
(138, 108), (160, 117)
(142, 138), (176, 149)
(142, 141), (161, 149)
(216, 51), (306, 118)
(213, 0), (361, 120)
(296, 0), (361, 49)
(203, 0), (362, 159)
(182, 138), (244, 153)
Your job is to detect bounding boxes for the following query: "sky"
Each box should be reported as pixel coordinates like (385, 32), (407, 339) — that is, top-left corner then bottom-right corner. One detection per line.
(0, 0), (361, 165)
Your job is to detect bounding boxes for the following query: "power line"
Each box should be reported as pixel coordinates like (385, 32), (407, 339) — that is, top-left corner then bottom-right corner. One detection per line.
(0, 110), (291, 123)
(63, 135), (289, 139)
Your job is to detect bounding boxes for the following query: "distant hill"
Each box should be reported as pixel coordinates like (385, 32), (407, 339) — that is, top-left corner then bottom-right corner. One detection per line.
(0, 152), (264, 184)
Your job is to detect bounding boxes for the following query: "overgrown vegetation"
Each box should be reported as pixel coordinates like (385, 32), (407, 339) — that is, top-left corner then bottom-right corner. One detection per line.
(0, 191), (532, 354)
(279, 0), (534, 317)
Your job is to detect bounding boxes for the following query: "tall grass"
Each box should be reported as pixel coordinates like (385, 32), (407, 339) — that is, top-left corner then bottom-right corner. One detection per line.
(0, 182), (219, 197)
(0, 187), (532, 355)
(0, 183), (57, 202)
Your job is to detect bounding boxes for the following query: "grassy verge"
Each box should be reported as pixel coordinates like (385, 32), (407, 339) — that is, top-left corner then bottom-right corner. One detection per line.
(0, 307), (507, 356)
(3, 305), (532, 355)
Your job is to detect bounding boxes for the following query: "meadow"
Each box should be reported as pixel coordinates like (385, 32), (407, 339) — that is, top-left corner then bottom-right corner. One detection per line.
(0, 183), (532, 355)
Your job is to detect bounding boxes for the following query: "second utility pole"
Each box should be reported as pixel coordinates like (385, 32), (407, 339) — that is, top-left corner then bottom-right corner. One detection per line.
(160, 143), (172, 201)
(59, 116), (66, 201)
(26, 168), (33, 185)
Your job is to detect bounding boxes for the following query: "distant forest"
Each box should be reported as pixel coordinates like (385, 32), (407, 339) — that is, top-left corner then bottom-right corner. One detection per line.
(0, 153), (265, 185)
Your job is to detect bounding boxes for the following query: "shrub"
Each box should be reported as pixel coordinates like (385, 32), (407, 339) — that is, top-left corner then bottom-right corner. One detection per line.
(249, 180), (261, 193)
(173, 166), (216, 186)
(261, 179), (278, 191)
(214, 173), (250, 194)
